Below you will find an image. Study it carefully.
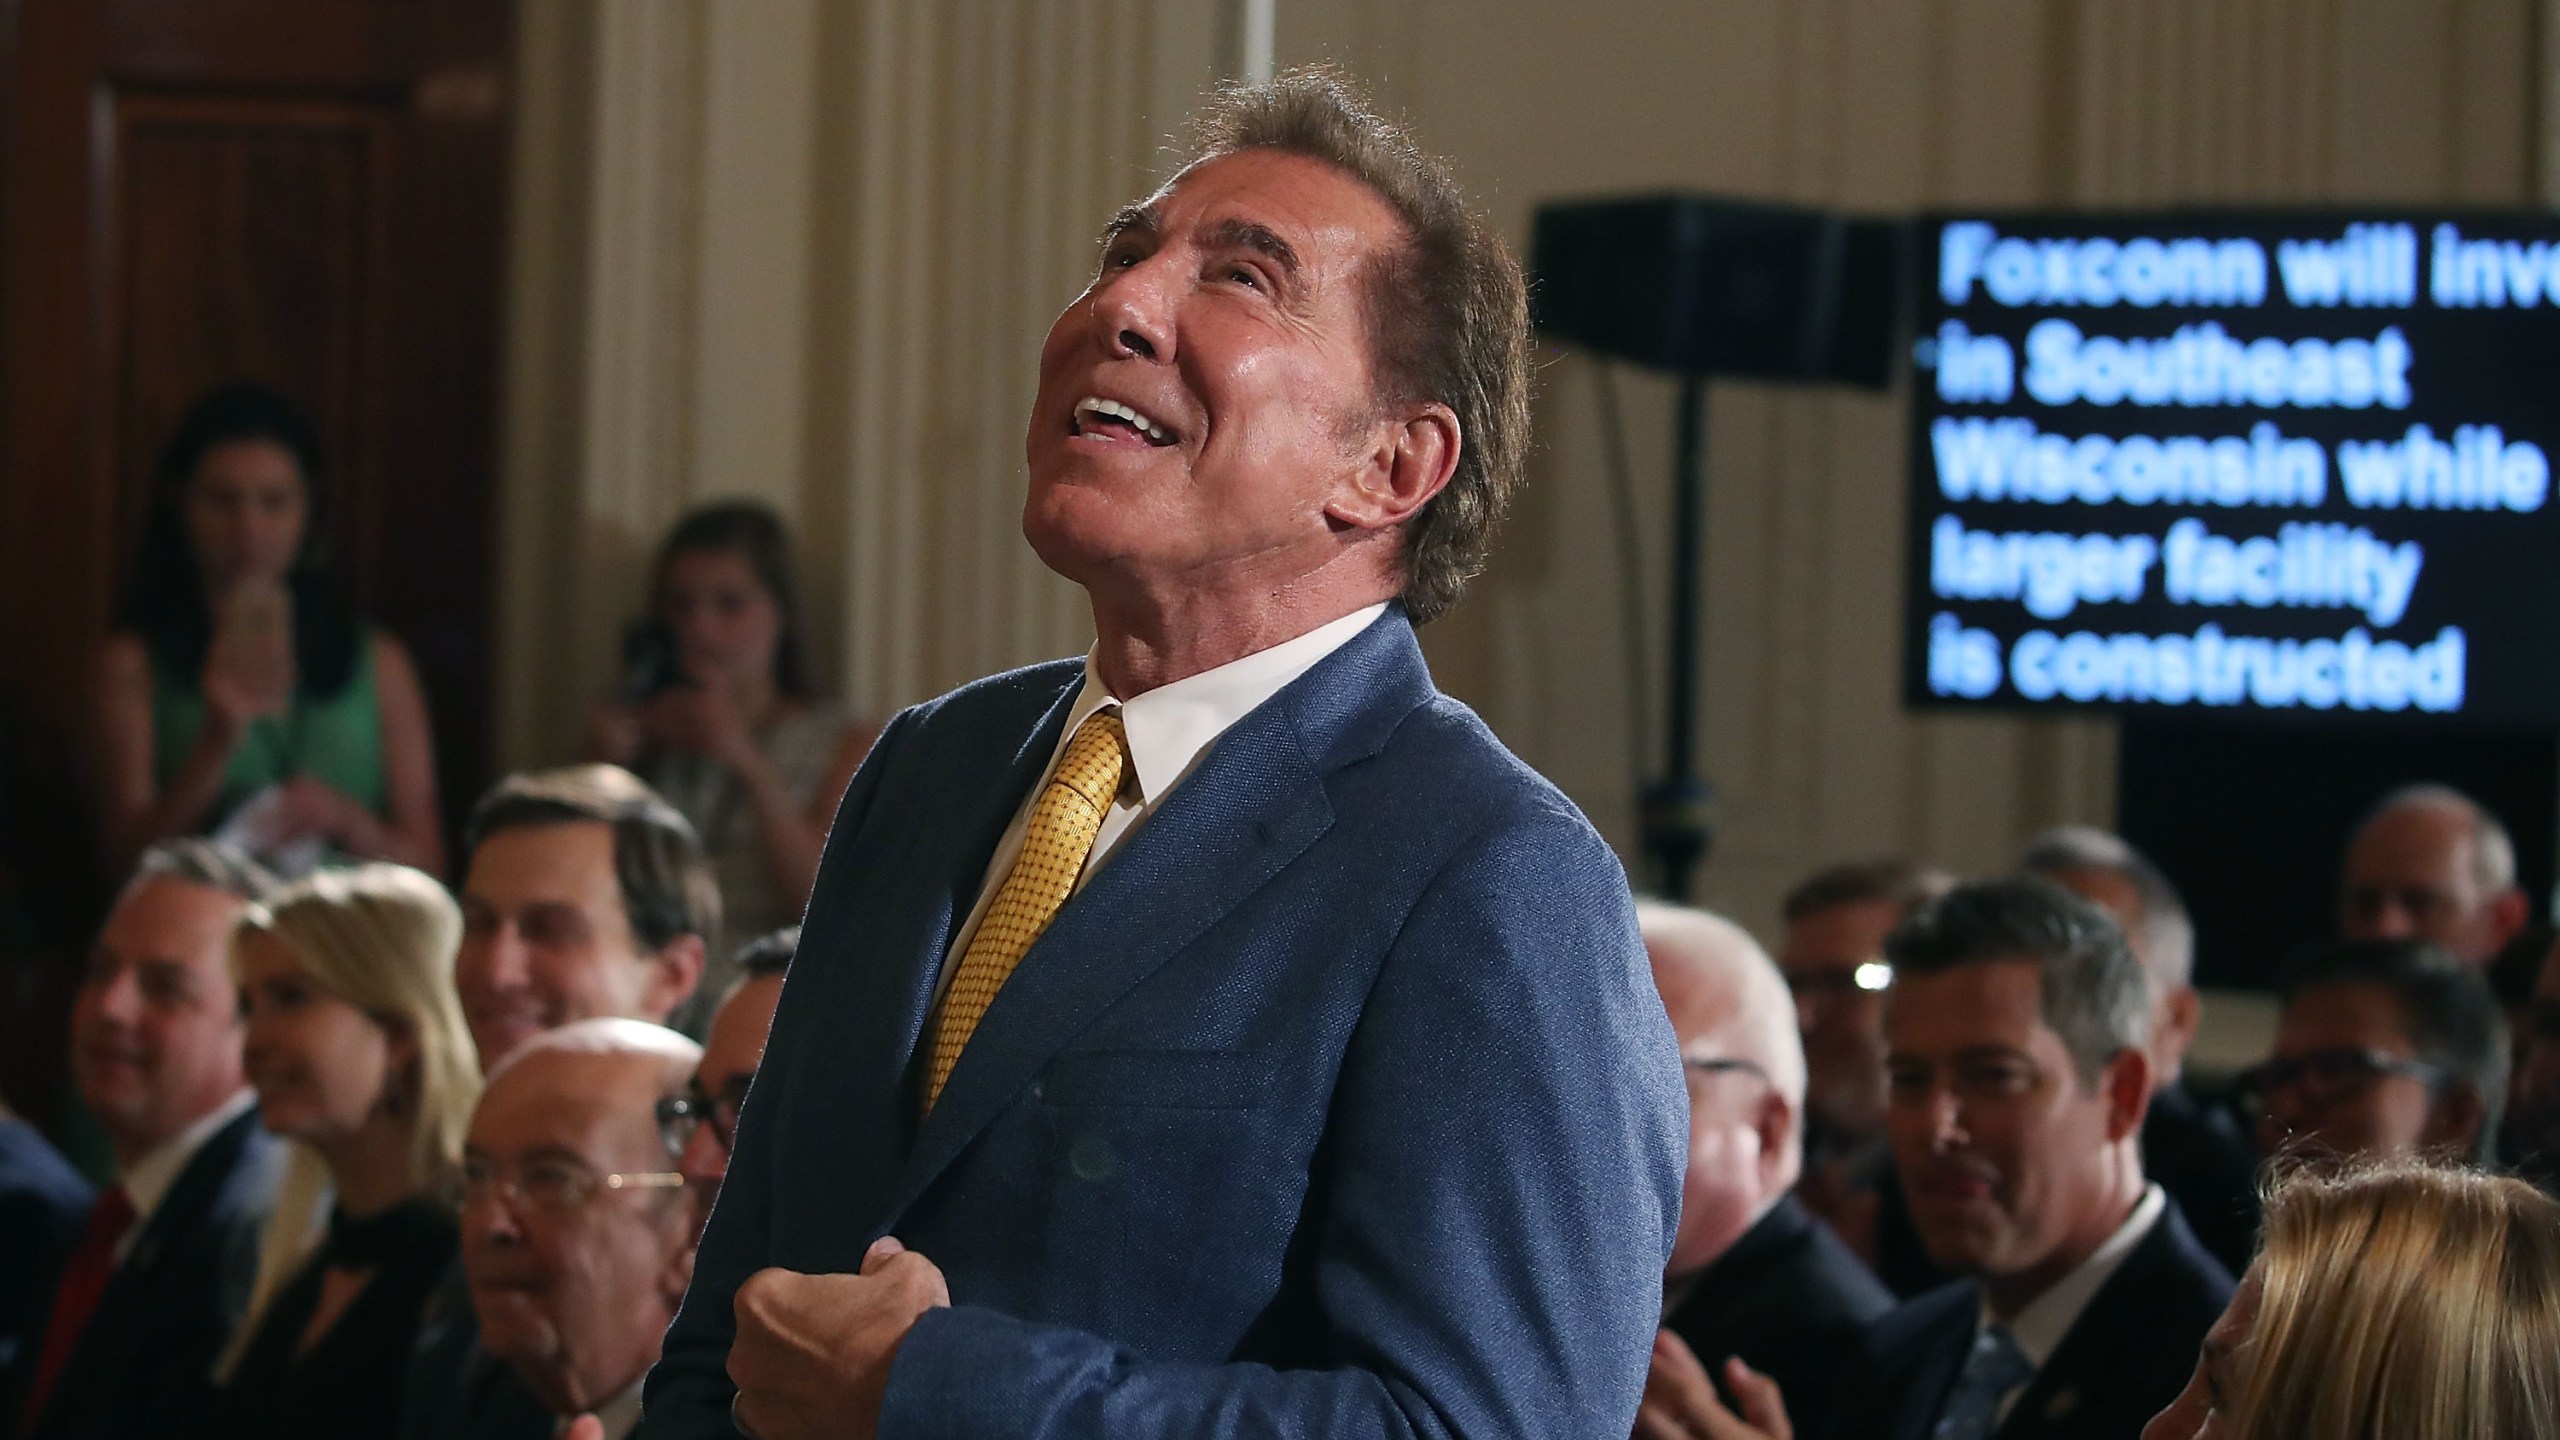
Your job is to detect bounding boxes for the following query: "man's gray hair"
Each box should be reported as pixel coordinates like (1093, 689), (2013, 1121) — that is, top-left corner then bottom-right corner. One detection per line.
(2359, 784), (2518, 895)
(1885, 875), (2150, 1090)
(2017, 825), (2196, 992)
(129, 838), (277, 904)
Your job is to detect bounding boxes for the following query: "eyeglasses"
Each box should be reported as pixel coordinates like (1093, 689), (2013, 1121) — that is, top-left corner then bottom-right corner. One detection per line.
(655, 1083), (746, 1157)
(459, 1155), (687, 1215)
(2235, 1047), (2450, 1109)
(1683, 1056), (1772, 1084)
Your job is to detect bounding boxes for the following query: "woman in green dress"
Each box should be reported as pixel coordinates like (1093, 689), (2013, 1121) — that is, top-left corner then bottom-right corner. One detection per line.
(90, 383), (444, 877)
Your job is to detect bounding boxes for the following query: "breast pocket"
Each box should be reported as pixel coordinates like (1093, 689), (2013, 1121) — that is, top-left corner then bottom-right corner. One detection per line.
(1033, 1046), (1311, 1357)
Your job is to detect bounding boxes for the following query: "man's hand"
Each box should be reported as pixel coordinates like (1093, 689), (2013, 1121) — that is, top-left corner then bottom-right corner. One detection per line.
(1633, 1331), (1793, 1440)
(729, 1238), (950, 1440)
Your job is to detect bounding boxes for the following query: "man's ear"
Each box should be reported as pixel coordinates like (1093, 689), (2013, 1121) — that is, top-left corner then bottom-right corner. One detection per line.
(1752, 1086), (1798, 1197)
(2101, 1045), (2153, 1142)
(658, 1211), (698, 1303)
(1325, 403), (1459, 534)
(643, 934), (707, 1023)
(2153, 985), (2203, 1078)
(2490, 886), (2532, 953)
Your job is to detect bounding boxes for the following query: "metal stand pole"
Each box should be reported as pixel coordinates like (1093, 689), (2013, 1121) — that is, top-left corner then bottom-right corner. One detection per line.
(1641, 375), (1716, 899)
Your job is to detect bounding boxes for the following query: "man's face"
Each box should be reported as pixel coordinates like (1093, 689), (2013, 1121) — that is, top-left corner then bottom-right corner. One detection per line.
(2253, 981), (2452, 1163)
(1779, 898), (1901, 1140)
(1885, 960), (2134, 1286)
(461, 1049), (692, 1415)
(457, 823), (669, 1070)
(1023, 147), (1407, 601)
(2340, 804), (2513, 962)
(1650, 947), (1780, 1279)
(677, 974), (785, 1203)
(74, 876), (249, 1161)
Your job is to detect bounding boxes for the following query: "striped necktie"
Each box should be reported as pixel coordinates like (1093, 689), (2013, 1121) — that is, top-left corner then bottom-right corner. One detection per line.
(924, 709), (1128, 1110)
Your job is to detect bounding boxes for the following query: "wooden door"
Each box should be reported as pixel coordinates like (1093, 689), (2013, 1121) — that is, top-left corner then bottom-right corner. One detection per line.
(0, 0), (512, 1118)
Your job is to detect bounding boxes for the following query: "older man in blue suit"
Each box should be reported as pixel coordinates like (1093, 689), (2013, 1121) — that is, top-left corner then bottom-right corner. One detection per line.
(639, 69), (1685, 1440)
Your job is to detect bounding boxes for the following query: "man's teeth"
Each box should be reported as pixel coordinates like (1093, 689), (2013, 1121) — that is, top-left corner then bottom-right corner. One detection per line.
(1076, 397), (1171, 444)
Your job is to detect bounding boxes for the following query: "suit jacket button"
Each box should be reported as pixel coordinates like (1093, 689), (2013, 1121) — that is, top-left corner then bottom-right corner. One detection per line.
(1069, 1132), (1117, 1182)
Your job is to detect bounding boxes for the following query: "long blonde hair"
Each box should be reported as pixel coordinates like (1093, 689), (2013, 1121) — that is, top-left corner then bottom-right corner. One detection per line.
(2227, 1159), (2560, 1440)
(234, 863), (481, 1194)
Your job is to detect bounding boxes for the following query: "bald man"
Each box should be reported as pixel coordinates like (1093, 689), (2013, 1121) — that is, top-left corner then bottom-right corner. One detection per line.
(2341, 785), (2528, 966)
(1636, 902), (1892, 1440)
(458, 1020), (703, 1440)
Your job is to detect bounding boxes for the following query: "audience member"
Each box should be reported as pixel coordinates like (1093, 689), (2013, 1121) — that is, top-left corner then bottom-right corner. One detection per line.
(202, 864), (481, 1440)
(1636, 902), (1892, 1439)
(589, 503), (876, 973)
(2506, 935), (2560, 1192)
(89, 382), (442, 877)
(1817, 876), (2232, 1440)
(2338, 784), (2526, 965)
(460, 1020), (700, 1440)
(2143, 1158), (2560, 1440)
(18, 841), (286, 1439)
(2019, 826), (2258, 1271)
(400, 765), (716, 1440)
(0, 1106), (92, 1409)
(664, 927), (792, 1230)
(453, 765), (715, 1068)
(2242, 939), (2505, 1167)
(1777, 857), (1952, 1296)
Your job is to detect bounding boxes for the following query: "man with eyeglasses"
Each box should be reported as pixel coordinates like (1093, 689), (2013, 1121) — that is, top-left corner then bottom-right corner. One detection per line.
(1634, 903), (1891, 1440)
(661, 928), (794, 1232)
(1776, 857), (1953, 1298)
(2246, 939), (2506, 1167)
(459, 1018), (703, 1440)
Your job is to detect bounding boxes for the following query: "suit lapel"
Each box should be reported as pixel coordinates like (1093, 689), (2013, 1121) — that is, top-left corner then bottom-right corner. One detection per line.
(40, 1109), (260, 1429)
(802, 675), (1081, 1230)
(880, 611), (1429, 1227)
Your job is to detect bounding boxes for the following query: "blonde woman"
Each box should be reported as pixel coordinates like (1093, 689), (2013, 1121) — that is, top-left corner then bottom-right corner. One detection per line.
(204, 863), (480, 1440)
(2145, 1158), (2560, 1440)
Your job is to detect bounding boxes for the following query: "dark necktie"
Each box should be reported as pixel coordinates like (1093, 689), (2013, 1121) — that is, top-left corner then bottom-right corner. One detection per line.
(1933, 1322), (2032, 1440)
(21, 1184), (137, 1426)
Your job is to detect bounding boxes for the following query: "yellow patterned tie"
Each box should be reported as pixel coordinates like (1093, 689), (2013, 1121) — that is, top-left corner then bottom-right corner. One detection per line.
(924, 709), (1128, 1110)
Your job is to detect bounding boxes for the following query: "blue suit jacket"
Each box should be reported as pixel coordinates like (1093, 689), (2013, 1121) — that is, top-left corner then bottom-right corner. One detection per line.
(0, 1118), (93, 1405)
(1814, 1196), (2233, 1440)
(642, 611), (1686, 1438)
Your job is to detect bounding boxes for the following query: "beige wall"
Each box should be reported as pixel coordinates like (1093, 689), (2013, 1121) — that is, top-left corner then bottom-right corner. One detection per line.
(499, 1), (2541, 956)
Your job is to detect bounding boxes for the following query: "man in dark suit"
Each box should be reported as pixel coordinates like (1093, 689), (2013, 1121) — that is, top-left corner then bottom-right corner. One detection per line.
(1635, 903), (1893, 1438)
(639, 69), (1684, 1440)
(1811, 876), (2234, 1440)
(18, 840), (285, 1440)
(2019, 826), (2260, 1273)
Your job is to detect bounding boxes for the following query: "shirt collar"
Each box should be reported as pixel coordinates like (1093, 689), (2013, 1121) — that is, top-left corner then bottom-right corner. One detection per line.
(119, 1087), (256, 1229)
(1064, 603), (1387, 804)
(1987, 1183), (2164, 1368)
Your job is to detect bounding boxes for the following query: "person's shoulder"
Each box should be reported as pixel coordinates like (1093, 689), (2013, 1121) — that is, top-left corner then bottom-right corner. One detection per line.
(2121, 1193), (2238, 1318)
(1864, 1277), (1979, 1361)
(895, 657), (1085, 733)
(0, 1116), (91, 1194)
(1788, 1203), (1900, 1328)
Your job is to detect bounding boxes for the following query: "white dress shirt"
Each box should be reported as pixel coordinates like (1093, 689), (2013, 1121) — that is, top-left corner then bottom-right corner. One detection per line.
(1982, 1182), (2166, 1424)
(934, 603), (1387, 1000)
